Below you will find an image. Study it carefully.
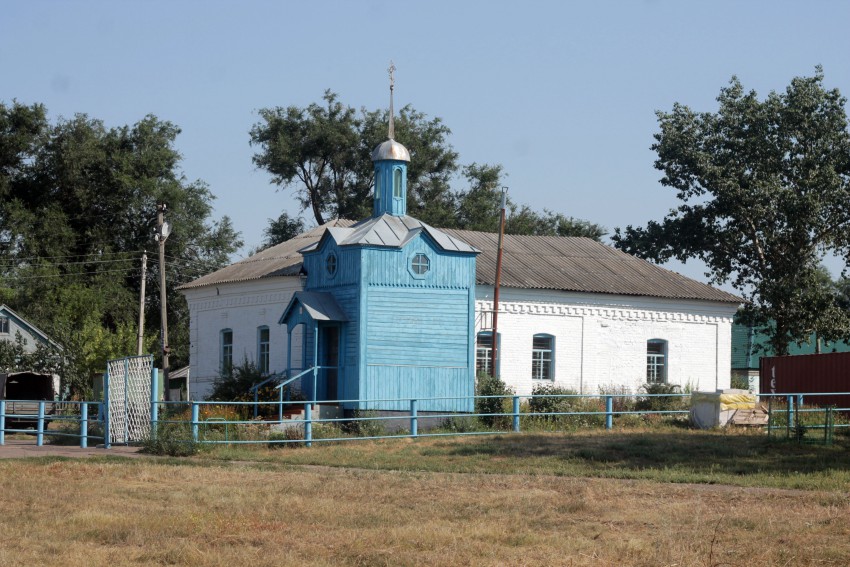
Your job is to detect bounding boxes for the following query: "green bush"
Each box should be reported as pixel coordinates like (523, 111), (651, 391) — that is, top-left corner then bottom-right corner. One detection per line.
(475, 372), (513, 429)
(598, 385), (637, 413)
(634, 383), (687, 413)
(438, 415), (479, 433)
(141, 423), (198, 456)
(528, 383), (579, 417)
(341, 410), (386, 438)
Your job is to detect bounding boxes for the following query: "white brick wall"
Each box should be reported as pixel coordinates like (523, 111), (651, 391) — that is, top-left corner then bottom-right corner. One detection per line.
(475, 287), (736, 396)
(183, 278), (303, 399)
(183, 279), (737, 400)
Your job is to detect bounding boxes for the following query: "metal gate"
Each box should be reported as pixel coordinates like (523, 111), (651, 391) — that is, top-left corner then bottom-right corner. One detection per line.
(105, 355), (155, 445)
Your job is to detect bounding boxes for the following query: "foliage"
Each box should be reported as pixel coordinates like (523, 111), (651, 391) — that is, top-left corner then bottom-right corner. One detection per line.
(474, 372), (513, 428)
(208, 359), (285, 418)
(250, 91), (605, 240)
(634, 383), (687, 413)
(340, 410), (386, 438)
(0, 101), (242, 395)
(261, 211), (305, 249)
(141, 423), (198, 456)
(527, 383), (579, 417)
(613, 68), (850, 355)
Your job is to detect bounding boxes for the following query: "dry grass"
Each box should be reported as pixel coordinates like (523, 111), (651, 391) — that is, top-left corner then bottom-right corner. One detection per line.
(1, 442), (849, 566)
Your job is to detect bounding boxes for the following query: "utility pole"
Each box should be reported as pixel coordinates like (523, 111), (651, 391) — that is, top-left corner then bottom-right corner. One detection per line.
(155, 204), (171, 402)
(490, 187), (508, 377)
(136, 251), (147, 356)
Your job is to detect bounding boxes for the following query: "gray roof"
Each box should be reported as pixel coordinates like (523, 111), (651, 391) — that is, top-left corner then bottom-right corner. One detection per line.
(179, 219), (741, 304)
(177, 219), (356, 290)
(371, 139), (411, 162)
(302, 214), (477, 253)
(279, 291), (349, 324)
(440, 229), (742, 304)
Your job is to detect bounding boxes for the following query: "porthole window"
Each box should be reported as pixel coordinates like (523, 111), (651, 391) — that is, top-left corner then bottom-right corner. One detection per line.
(326, 253), (338, 277)
(411, 253), (430, 275)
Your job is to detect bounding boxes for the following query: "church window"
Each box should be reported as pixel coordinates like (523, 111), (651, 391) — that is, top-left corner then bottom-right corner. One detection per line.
(375, 173), (381, 201)
(257, 326), (270, 375)
(0, 316), (8, 334)
(326, 252), (338, 277)
(531, 334), (554, 380)
(393, 168), (402, 198)
(647, 339), (667, 383)
(476, 332), (500, 376)
(220, 329), (233, 374)
(411, 253), (430, 275)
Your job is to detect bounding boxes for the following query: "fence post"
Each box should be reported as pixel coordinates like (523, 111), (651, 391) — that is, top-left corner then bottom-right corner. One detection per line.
(191, 403), (199, 443)
(605, 396), (613, 430)
(512, 396), (520, 432)
(767, 396), (773, 438)
(80, 402), (89, 449)
(0, 400), (5, 446)
(410, 399), (418, 438)
(304, 402), (312, 448)
(279, 387), (284, 422)
(786, 395), (793, 439)
(36, 401), (45, 447)
(150, 398), (158, 442)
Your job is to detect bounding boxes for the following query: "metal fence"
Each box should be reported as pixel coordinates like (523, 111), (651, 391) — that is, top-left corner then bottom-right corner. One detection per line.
(149, 391), (850, 448)
(0, 400), (105, 448)
(3, 392), (848, 449)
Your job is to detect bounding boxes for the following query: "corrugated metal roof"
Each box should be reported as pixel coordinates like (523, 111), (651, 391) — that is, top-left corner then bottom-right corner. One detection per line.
(179, 219), (741, 304)
(177, 219), (357, 290)
(441, 229), (742, 304)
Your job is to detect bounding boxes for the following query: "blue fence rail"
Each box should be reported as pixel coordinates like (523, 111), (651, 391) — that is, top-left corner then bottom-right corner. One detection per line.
(0, 400), (106, 448)
(3, 392), (848, 449)
(149, 391), (850, 447)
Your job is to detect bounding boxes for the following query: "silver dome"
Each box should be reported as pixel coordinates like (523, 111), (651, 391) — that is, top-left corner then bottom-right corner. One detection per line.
(371, 139), (411, 162)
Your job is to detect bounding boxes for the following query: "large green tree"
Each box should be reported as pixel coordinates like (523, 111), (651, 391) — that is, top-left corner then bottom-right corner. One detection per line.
(612, 68), (850, 355)
(0, 101), (242, 394)
(250, 91), (605, 242)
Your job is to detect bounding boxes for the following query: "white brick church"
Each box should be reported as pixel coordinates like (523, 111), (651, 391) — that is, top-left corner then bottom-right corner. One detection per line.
(180, 220), (740, 400)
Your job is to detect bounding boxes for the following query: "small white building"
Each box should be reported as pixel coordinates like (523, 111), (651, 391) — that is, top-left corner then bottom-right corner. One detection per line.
(180, 222), (740, 400)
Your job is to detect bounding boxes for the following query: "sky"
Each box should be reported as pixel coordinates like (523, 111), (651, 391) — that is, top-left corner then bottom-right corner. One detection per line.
(3, 0), (850, 291)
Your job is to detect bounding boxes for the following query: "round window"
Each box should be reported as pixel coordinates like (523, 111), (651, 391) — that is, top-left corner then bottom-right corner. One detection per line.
(411, 253), (430, 275)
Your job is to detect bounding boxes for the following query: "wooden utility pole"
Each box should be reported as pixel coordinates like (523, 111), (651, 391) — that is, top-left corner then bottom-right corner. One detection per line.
(490, 187), (508, 377)
(136, 251), (147, 356)
(156, 204), (171, 402)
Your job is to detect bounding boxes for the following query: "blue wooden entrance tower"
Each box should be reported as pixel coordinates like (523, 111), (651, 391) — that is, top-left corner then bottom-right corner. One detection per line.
(280, 69), (478, 412)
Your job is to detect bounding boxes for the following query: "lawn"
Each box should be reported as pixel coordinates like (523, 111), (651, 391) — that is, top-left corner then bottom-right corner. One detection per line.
(0, 428), (848, 566)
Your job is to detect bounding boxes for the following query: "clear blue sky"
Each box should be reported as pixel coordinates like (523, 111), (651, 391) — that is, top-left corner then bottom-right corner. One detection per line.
(3, 0), (849, 289)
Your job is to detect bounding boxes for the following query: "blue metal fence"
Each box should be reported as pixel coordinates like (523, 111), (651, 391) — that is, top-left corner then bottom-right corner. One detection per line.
(0, 400), (106, 448)
(3, 391), (847, 449)
(150, 391), (850, 447)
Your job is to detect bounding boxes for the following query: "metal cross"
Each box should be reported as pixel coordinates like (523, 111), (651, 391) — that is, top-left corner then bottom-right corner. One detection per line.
(388, 61), (395, 91)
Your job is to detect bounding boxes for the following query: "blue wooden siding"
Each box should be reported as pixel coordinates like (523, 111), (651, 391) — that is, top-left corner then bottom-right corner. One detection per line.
(362, 286), (473, 412)
(302, 240), (360, 289)
(363, 237), (473, 289)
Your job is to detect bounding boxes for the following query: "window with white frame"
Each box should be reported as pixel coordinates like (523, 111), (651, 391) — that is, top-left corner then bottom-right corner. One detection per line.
(646, 339), (667, 383)
(531, 334), (554, 380)
(476, 332), (499, 376)
(0, 316), (8, 334)
(220, 329), (233, 374)
(411, 253), (430, 275)
(258, 326), (270, 375)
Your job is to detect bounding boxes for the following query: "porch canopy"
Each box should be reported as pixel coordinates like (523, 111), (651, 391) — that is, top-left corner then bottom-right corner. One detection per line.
(279, 291), (348, 404)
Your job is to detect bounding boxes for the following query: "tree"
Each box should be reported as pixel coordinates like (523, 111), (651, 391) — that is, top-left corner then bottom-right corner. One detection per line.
(261, 211), (305, 249)
(612, 68), (850, 355)
(250, 91), (605, 241)
(0, 102), (242, 394)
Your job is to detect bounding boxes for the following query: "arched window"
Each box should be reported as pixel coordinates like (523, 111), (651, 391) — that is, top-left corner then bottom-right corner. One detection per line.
(393, 168), (402, 198)
(647, 339), (667, 383)
(476, 331), (501, 377)
(531, 334), (554, 380)
(257, 326), (270, 375)
(326, 252), (338, 277)
(220, 329), (233, 374)
(374, 173), (381, 201)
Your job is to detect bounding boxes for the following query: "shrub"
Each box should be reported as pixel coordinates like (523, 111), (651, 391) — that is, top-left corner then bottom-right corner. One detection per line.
(438, 415), (479, 433)
(598, 385), (636, 413)
(475, 372), (513, 428)
(142, 423), (198, 456)
(207, 359), (296, 419)
(634, 383), (687, 413)
(528, 384), (579, 418)
(341, 410), (386, 438)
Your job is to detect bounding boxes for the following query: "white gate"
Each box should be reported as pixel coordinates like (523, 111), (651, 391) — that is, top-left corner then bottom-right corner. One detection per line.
(106, 355), (154, 445)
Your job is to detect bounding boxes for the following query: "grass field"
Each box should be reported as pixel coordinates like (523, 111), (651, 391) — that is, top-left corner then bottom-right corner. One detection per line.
(1, 428), (848, 566)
